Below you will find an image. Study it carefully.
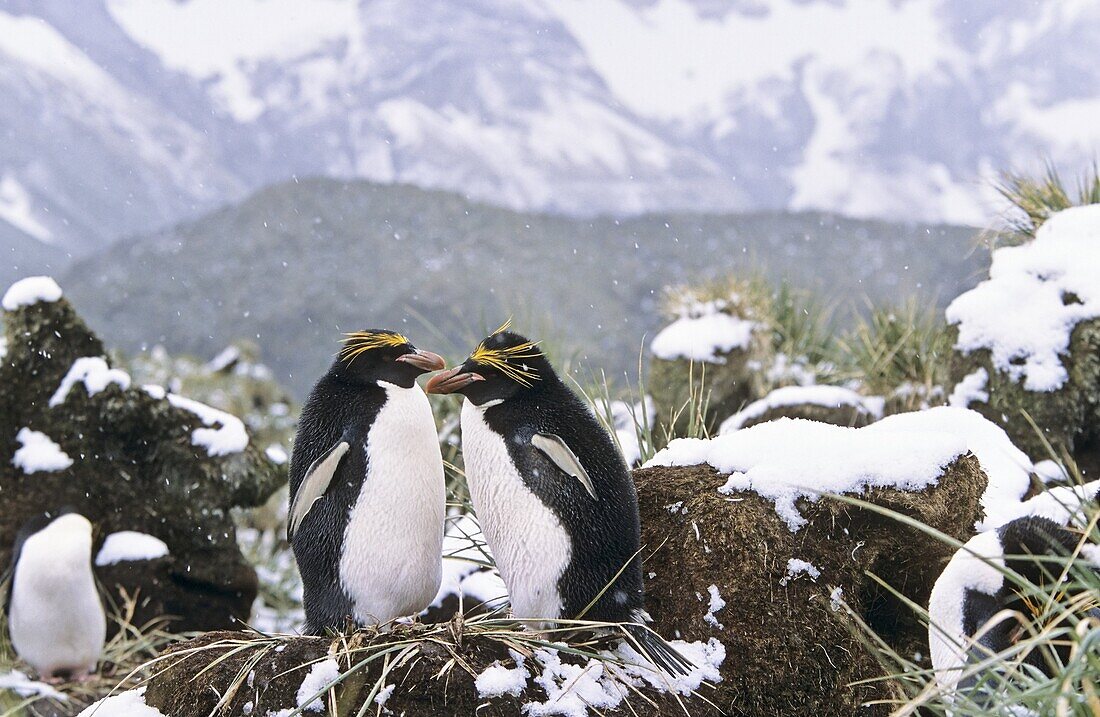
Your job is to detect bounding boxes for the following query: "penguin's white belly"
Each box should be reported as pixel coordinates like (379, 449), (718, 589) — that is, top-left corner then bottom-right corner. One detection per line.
(340, 382), (445, 625)
(461, 399), (572, 623)
(9, 556), (105, 677)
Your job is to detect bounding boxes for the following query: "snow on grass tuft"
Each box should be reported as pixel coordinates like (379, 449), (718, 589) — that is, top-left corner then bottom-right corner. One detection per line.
(297, 658), (340, 712)
(50, 356), (132, 407)
(947, 367), (988, 408)
(265, 444), (289, 465)
(95, 531), (170, 566)
(2, 276), (62, 311)
(167, 393), (249, 457)
(76, 687), (166, 716)
(946, 204), (1100, 392)
(719, 384), (884, 433)
(12, 427), (72, 473)
(651, 299), (756, 363)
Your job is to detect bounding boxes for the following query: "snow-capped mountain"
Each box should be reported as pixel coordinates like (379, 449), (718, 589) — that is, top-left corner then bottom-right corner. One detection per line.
(1, 0), (1097, 251)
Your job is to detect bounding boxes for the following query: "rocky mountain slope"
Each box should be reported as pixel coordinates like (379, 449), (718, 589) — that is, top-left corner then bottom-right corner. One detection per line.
(2, 0), (1098, 250)
(63, 178), (982, 397)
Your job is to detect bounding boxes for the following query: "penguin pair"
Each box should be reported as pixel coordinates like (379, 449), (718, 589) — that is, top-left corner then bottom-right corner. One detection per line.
(5, 510), (106, 681)
(426, 323), (692, 675)
(928, 516), (1100, 702)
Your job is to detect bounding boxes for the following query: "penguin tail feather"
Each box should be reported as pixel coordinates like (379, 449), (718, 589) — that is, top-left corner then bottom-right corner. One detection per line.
(621, 622), (695, 678)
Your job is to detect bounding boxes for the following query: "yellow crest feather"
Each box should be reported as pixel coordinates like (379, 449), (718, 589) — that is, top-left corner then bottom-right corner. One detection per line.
(470, 320), (541, 387)
(339, 330), (410, 363)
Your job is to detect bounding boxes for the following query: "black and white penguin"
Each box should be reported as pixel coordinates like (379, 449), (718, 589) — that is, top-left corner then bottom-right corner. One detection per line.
(928, 516), (1100, 698)
(6, 510), (106, 680)
(288, 330), (447, 634)
(426, 323), (691, 675)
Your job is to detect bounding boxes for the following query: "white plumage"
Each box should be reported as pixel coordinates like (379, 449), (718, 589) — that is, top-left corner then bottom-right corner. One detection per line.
(9, 513), (105, 679)
(338, 381), (446, 625)
(460, 399), (572, 624)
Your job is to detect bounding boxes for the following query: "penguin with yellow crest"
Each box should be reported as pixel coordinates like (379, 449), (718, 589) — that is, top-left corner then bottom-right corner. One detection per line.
(427, 321), (691, 675)
(288, 330), (447, 633)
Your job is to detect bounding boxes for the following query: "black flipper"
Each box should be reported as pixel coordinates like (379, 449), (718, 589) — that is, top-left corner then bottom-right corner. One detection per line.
(621, 622), (695, 678)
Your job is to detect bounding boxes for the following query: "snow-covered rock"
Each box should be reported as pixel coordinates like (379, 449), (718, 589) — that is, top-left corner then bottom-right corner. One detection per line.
(2, 276), (62, 311)
(946, 205), (1100, 459)
(947, 205), (1100, 392)
(166, 393), (249, 457)
(719, 384), (884, 433)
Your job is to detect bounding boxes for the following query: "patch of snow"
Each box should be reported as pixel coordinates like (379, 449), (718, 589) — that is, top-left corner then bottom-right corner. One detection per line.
(947, 367), (989, 408)
(719, 385), (884, 433)
(650, 299), (756, 363)
(142, 384), (167, 400)
(829, 586), (844, 612)
(1032, 459), (1067, 485)
(12, 427), (72, 473)
(946, 204), (1100, 392)
(645, 416), (967, 531)
(867, 407), (1034, 531)
(2, 276), (62, 311)
(265, 444), (289, 465)
(50, 357), (132, 407)
(475, 651), (529, 698)
(0, 670), (66, 700)
(781, 558), (821, 586)
(990, 480), (1100, 531)
(76, 687), (165, 717)
(297, 658), (340, 712)
(0, 174), (52, 241)
(766, 353), (818, 387)
(609, 398), (653, 466)
(167, 393), (249, 457)
(374, 684), (394, 706)
(702, 584), (725, 630)
(95, 531), (170, 566)
(206, 345), (241, 372)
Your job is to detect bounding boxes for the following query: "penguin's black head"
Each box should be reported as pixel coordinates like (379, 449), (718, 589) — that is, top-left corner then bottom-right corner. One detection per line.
(425, 324), (552, 405)
(332, 330), (446, 389)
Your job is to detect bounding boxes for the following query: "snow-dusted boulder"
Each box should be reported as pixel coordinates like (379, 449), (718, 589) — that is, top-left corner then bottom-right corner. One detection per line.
(946, 205), (1100, 464)
(719, 384), (884, 433)
(0, 277), (280, 633)
(648, 293), (772, 434)
(636, 413), (990, 714)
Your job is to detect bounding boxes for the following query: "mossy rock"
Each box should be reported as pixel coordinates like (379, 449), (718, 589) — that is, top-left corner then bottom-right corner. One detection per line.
(947, 318), (1100, 468)
(634, 455), (987, 716)
(1, 291), (281, 633)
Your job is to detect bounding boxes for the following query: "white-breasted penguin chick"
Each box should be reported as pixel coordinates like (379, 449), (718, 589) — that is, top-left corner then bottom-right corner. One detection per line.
(6, 510), (106, 680)
(426, 323), (692, 676)
(928, 516), (1100, 703)
(288, 330), (447, 634)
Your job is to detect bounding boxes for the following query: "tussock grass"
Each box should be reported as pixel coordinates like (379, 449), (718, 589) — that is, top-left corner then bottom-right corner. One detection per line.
(834, 298), (953, 411)
(995, 162), (1100, 245)
(130, 613), (713, 717)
